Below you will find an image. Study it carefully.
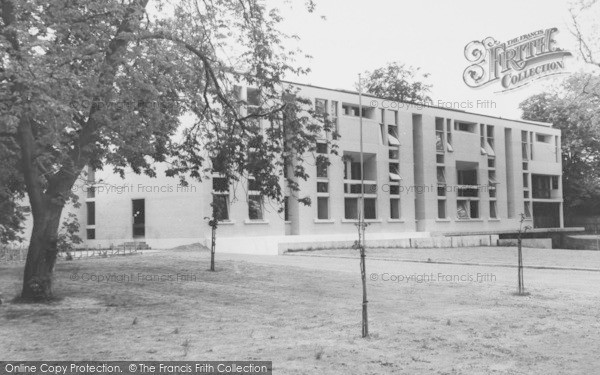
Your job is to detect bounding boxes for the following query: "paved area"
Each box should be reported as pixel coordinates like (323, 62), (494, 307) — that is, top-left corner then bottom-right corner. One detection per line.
(217, 250), (600, 296)
(283, 246), (600, 270)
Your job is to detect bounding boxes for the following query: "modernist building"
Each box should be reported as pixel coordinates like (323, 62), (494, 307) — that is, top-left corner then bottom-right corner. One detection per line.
(65, 83), (564, 253)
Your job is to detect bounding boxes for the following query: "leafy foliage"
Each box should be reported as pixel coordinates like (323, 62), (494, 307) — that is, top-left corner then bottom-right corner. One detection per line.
(0, 0), (328, 297)
(0, 0), (327, 232)
(520, 73), (600, 215)
(56, 212), (82, 254)
(360, 62), (432, 104)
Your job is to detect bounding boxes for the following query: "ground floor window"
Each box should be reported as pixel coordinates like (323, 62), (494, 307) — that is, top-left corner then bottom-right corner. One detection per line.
(317, 197), (329, 220)
(457, 200), (479, 219)
(390, 198), (400, 219)
(132, 199), (145, 237)
(344, 198), (358, 219)
(212, 194), (230, 221)
(248, 195), (264, 220)
(438, 200), (446, 219)
(344, 198), (377, 220)
(364, 198), (377, 219)
(490, 201), (497, 219)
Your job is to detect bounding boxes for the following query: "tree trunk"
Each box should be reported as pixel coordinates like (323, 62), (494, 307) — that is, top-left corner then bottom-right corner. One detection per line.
(210, 225), (216, 271)
(21, 202), (64, 301)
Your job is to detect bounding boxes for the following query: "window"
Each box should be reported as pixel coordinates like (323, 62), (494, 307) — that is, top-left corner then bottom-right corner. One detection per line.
(457, 200), (469, 219)
(86, 228), (95, 240)
(388, 125), (400, 146)
(212, 194), (229, 221)
(490, 201), (497, 219)
(457, 200), (479, 219)
(457, 168), (477, 185)
(446, 119), (453, 152)
(523, 173), (529, 188)
(345, 198), (358, 219)
(342, 103), (373, 118)
(248, 178), (261, 192)
(437, 200), (446, 219)
(132, 199), (145, 237)
(364, 198), (377, 219)
(486, 125), (495, 156)
(555, 136), (560, 163)
(345, 198), (376, 220)
(317, 197), (329, 220)
(522, 162), (528, 171)
(350, 162), (362, 180)
(246, 87), (260, 106)
(524, 191), (529, 198)
(331, 101), (339, 132)
(315, 98), (327, 115)
(213, 177), (229, 192)
(389, 149), (399, 160)
(536, 133), (551, 143)
(248, 195), (263, 220)
(455, 121), (476, 133)
(284, 196), (290, 221)
(86, 167), (95, 198)
(316, 142), (328, 154)
(524, 201), (531, 218)
(488, 158), (495, 168)
(437, 154), (445, 164)
(480, 124), (485, 148)
(489, 188), (496, 198)
(343, 104), (359, 116)
(436, 118), (445, 153)
(488, 171), (497, 185)
(390, 198), (400, 219)
(437, 167), (446, 185)
(86, 202), (95, 226)
(530, 132), (534, 159)
(552, 176), (559, 190)
(316, 161), (328, 178)
(521, 131), (529, 160)
(470, 201), (479, 218)
(437, 186), (446, 197)
(317, 182), (328, 193)
(389, 164), (401, 182)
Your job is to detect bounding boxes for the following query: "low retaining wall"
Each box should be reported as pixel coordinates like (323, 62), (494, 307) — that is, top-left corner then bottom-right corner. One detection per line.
(282, 235), (499, 254)
(562, 235), (600, 251)
(497, 238), (553, 249)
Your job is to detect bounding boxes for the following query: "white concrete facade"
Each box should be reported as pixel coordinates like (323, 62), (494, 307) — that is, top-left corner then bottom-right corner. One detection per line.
(62, 83), (563, 254)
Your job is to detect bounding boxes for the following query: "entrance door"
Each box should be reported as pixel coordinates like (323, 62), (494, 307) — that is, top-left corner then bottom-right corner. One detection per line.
(132, 199), (145, 238)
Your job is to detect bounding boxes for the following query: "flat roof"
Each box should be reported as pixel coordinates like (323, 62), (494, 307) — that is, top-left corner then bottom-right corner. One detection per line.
(283, 81), (555, 129)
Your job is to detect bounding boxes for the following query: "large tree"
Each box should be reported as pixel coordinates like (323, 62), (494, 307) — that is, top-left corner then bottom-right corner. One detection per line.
(360, 61), (432, 104)
(520, 73), (600, 216)
(0, 0), (329, 300)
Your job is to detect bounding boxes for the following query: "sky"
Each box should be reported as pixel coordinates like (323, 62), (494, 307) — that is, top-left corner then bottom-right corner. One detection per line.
(269, 0), (598, 120)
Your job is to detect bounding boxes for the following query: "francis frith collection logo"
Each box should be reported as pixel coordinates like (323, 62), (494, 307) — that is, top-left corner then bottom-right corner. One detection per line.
(463, 27), (572, 91)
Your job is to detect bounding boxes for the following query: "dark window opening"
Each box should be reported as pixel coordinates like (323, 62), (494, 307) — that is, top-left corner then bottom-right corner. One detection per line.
(132, 199), (145, 238)
(86, 202), (95, 226)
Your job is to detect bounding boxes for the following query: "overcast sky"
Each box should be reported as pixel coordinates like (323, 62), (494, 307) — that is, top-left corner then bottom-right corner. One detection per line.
(271, 0), (596, 119)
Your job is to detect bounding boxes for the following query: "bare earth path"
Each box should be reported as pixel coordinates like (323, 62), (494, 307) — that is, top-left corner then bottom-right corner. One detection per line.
(1, 246), (600, 374)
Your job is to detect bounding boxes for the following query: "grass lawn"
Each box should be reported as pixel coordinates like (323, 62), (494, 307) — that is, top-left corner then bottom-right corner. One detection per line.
(1, 246), (600, 374)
